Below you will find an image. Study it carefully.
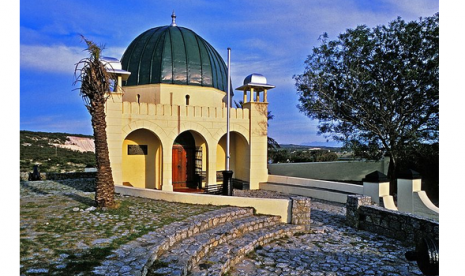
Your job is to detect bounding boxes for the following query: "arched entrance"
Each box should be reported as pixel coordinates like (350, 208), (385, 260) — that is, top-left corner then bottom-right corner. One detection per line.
(172, 131), (197, 190)
(216, 131), (250, 184)
(122, 129), (162, 189)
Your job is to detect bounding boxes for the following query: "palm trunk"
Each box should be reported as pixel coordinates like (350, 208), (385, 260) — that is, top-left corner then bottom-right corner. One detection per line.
(91, 99), (115, 208)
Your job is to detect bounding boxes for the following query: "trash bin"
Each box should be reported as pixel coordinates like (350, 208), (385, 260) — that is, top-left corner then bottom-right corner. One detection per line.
(222, 170), (233, 196)
(28, 165), (41, 181)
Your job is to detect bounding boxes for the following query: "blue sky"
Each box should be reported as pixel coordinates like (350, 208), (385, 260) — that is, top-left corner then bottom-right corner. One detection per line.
(19, 0), (439, 146)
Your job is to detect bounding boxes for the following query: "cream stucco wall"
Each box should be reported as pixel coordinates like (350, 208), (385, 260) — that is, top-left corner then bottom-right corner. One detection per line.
(122, 84), (161, 104)
(232, 133), (250, 182)
(105, 92), (124, 186)
(105, 83), (268, 191)
(245, 102), (269, 189)
(216, 133), (250, 183)
(115, 185), (292, 223)
(216, 138), (226, 174)
(122, 129), (162, 189)
(123, 83), (226, 107)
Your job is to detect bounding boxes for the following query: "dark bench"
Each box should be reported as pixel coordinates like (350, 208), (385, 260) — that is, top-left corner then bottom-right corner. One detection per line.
(203, 183), (224, 195)
(233, 178), (249, 190)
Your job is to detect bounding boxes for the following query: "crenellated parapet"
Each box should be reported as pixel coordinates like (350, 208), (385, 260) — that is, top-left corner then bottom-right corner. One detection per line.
(121, 102), (250, 121)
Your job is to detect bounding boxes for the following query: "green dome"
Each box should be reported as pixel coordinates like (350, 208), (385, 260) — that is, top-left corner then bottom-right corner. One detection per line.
(121, 25), (228, 92)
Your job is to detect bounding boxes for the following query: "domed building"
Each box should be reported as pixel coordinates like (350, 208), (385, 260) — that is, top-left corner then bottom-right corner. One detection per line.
(105, 13), (274, 192)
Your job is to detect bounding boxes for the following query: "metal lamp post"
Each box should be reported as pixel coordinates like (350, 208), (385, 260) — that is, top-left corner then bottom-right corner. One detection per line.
(222, 48), (234, 196)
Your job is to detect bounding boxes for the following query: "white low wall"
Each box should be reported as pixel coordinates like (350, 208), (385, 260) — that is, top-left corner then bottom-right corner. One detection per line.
(268, 158), (389, 182)
(115, 186), (292, 223)
(262, 175), (363, 203)
(397, 178), (438, 221)
(363, 177), (438, 221)
(413, 191), (439, 221)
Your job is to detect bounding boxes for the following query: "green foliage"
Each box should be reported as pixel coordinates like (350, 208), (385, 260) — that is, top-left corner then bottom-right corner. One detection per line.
(270, 149), (291, 163)
(269, 148), (338, 163)
(317, 152), (338, 162)
(20, 130), (96, 173)
(294, 13), (439, 185)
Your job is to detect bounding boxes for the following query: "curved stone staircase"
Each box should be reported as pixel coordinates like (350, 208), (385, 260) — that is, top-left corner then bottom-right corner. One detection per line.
(188, 222), (303, 276)
(94, 207), (305, 276)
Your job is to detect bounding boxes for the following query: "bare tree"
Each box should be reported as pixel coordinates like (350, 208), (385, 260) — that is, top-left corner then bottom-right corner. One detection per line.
(74, 36), (115, 208)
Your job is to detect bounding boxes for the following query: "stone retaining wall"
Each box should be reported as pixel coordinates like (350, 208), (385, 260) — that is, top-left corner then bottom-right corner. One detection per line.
(20, 172), (47, 181)
(20, 172), (97, 181)
(346, 195), (439, 245)
(290, 196), (311, 230)
(46, 172), (97, 180)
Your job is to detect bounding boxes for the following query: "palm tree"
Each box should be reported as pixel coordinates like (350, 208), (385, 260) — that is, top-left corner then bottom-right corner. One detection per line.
(74, 36), (115, 208)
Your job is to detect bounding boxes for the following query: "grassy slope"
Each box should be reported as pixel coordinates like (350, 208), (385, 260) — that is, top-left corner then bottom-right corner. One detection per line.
(20, 130), (96, 173)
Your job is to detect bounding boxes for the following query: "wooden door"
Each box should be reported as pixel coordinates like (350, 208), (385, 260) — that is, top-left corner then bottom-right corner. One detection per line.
(185, 147), (196, 188)
(172, 145), (187, 189)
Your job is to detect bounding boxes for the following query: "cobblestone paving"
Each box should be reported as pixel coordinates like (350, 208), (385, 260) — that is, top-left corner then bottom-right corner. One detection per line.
(230, 190), (423, 276)
(20, 179), (220, 275)
(21, 181), (425, 275)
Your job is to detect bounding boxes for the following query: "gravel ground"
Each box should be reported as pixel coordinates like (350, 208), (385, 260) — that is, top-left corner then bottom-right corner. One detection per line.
(20, 179), (221, 275)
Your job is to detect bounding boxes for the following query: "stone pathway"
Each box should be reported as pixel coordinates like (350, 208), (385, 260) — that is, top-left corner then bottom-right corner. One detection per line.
(229, 190), (424, 276)
(21, 180), (424, 275)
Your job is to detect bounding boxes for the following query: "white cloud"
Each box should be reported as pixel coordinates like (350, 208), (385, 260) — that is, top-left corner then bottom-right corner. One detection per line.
(21, 45), (84, 73)
(230, 0), (437, 51)
(223, 0), (437, 96)
(384, 0), (438, 19)
(20, 44), (126, 74)
(230, 56), (295, 89)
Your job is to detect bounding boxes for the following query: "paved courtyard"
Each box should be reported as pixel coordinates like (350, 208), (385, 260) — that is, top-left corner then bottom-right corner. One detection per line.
(231, 190), (424, 276)
(20, 180), (424, 275)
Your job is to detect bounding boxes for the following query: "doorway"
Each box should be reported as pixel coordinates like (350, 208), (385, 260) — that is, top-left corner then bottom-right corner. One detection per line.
(172, 132), (196, 189)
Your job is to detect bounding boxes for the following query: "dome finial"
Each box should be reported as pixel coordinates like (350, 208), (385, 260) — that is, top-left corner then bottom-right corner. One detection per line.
(171, 10), (177, 26)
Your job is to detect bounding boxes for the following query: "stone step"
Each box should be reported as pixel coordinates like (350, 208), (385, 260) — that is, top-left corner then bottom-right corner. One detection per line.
(190, 224), (305, 276)
(146, 215), (283, 276)
(93, 207), (254, 276)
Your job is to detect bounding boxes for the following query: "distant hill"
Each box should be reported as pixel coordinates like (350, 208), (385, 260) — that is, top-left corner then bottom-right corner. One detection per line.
(20, 130), (96, 173)
(279, 144), (342, 152)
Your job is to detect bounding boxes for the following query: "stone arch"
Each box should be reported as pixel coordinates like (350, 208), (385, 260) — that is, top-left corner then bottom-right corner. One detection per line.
(168, 122), (213, 144)
(122, 128), (163, 189)
(122, 120), (171, 151)
(216, 131), (250, 183)
(212, 124), (250, 145)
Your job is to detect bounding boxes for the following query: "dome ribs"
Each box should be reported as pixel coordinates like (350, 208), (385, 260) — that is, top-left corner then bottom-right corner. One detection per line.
(121, 25), (228, 92)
